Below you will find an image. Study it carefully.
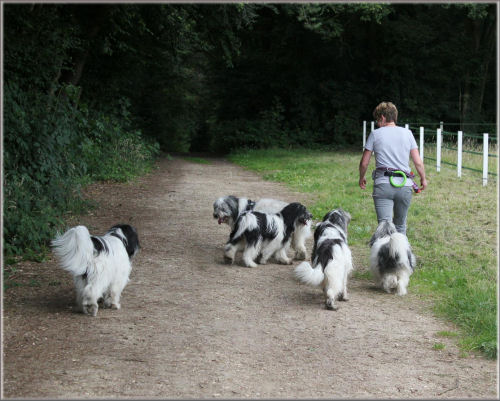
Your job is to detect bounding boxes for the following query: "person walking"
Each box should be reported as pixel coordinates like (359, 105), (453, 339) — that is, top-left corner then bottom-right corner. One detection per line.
(359, 101), (427, 235)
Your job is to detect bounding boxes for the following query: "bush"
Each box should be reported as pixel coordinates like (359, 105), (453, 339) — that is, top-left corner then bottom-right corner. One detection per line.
(3, 84), (159, 258)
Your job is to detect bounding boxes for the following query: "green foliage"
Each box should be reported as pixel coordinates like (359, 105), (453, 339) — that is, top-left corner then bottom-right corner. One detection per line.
(201, 4), (495, 152)
(296, 3), (392, 38)
(80, 106), (160, 181)
(3, 3), (497, 258)
(228, 148), (497, 359)
(3, 4), (159, 257)
(3, 87), (158, 256)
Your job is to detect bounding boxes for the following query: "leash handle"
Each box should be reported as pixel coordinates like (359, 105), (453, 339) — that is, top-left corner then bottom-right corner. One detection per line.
(376, 167), (421, 193)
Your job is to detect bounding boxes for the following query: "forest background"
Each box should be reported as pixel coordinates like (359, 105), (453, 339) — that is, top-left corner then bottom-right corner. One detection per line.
(2, 3), (497, 257)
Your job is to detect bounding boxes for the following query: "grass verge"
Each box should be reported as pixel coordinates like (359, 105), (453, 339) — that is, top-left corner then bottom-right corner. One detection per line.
(228, 147), (497, 359)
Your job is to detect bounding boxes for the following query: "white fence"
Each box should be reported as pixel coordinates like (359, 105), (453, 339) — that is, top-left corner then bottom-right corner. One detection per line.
(362, 121), (496, 186)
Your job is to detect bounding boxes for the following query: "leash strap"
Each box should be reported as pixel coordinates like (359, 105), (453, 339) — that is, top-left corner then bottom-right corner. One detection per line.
(375, 167), (421, 193)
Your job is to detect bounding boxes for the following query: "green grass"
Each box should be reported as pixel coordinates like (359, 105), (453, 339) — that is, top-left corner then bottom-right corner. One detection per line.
(228, 148), (497, 359)
(436, 330), (459, 338)
(424, 141), (497, 176)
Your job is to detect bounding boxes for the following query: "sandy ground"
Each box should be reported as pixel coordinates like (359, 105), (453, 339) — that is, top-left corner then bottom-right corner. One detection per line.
(2, 157), (498, 399)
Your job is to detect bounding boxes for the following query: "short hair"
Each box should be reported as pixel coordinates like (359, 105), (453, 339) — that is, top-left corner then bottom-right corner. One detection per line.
(373, 102), (398, 123)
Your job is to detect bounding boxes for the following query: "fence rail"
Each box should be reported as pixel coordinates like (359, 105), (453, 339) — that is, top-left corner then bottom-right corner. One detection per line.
(362, 121), (498, 186)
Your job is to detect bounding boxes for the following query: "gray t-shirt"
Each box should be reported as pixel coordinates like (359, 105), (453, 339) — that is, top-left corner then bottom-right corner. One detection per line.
(364, 126), (418, 186)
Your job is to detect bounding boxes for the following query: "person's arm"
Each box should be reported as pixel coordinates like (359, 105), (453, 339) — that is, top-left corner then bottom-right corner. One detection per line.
(359, 149), (372, 189)
(410, 148), (427, 190)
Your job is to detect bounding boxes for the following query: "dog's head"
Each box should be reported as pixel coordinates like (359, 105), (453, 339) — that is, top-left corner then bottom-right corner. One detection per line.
(213, 195), (240, 226)
(280, 202), (312, 228)
(108, 224), (140, 258)
(322, 208), (351, 232)
(368, 220), (397, 247)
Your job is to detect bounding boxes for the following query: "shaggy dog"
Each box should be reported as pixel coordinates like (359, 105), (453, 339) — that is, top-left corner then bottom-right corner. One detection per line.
(224, 202), (312, 268)
(213, 195), (311, 259)
(295, 208), (353, 310)
(51, 224), (140, 316)
(369, 220), (416, 296)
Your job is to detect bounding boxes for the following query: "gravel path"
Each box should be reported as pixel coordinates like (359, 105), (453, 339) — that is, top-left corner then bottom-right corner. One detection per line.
(3, 157), (497, 399)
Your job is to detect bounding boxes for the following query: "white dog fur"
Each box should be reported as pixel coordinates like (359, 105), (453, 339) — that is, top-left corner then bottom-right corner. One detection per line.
(369, 220), (416, 296)
(213, 195), (311, 260)
(295, 208), (353, 310)
(224, 202), (312, 268)
(51, 224), (139, 316)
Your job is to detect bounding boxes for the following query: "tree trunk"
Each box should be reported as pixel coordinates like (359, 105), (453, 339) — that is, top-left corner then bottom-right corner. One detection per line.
(58, 5), (111, 88)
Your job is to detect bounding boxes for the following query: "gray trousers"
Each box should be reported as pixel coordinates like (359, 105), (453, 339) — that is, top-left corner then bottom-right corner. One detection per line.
(372, 183), (413, 234)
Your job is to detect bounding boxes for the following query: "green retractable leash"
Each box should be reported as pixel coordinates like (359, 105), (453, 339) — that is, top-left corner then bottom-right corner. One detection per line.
(388, 170), (407, 187)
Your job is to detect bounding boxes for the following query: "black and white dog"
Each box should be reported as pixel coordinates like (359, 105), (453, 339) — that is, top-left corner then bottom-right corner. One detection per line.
(295, 208), (353, 310)
(369, 221), (416, 296)
(224, 202), (312, 268)
(213, 195), (311, 259)
(51, 224), (140, 316)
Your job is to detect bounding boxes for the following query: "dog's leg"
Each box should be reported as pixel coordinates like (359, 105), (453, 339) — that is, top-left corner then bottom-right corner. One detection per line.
(274, 246), (292, 265)
(82, 296), (98, 316)
(381, 274), (398, 294)
(73, 276), (86, 312)
(292, 225), (309, 260)
(74, 276), (98, 315)
(108, 275), (129, 310)
(323, 265), (343, 310)
(258, 245), (274, 265)
(109, 291), (121, 309)
(242, 245), (259, 268)
(103, 291), (113, 308)
(81, 285), (100, 316)
(339, 280), (350, 301)
(340, 260), (353, 301)
(224, 243), (238, 264)
(324, 287), (339, 310)
(396, 269), (410, 296)
(271, 238), (292, 265)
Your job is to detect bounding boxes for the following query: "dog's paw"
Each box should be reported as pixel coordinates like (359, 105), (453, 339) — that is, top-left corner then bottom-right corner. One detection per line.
(223, 255), (234, 264)
(325, 299), (339, 311)
(294, 251), (307, 260)
(83, 303), (98, 317)
(245, 261), (258, 268)
(111, 303), (121, 310)
(339, 293), (350, 302)
(396, 287), (407, 296)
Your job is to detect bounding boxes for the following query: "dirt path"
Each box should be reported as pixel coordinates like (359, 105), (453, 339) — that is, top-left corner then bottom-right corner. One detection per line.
(3, 157), (498, 399)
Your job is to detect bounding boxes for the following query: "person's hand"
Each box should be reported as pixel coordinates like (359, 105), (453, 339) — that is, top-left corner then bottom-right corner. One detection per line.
(420, 178), (428, 191)
(359, 177), (367, 190)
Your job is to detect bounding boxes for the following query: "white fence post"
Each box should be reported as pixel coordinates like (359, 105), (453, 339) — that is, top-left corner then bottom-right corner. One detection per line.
(405, 123), (409, 129)
(440, 121), (443, 132)
(457, 131), (462, 178)
(371, 121), (375, 133)
(436, 128), (441, 172)
(419, 127), (424, 160)
(363, 120), (367, 149)
(483, 133), (489, 186)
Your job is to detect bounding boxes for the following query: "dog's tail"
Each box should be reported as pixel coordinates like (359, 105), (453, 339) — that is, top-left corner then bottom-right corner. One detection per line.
(388, 232), (410, 264)
(228, 212), (256, 245)
(294, 261), (325, 287)
(51, 225), (94, 276)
